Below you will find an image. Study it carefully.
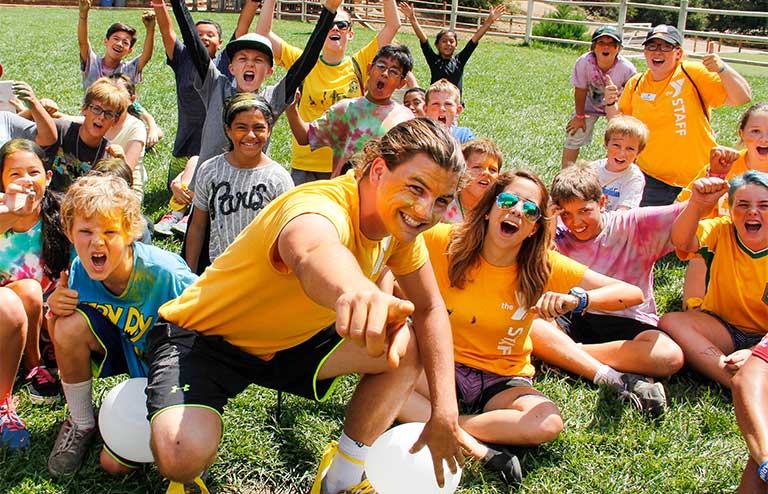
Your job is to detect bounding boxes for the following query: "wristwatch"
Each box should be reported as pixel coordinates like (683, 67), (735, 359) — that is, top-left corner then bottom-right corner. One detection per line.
(568, 287), (589, 316)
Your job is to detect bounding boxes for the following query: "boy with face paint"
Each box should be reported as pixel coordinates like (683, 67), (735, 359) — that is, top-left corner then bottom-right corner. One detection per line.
(528, 163), (685, 416)
(286, 44), (415, 177)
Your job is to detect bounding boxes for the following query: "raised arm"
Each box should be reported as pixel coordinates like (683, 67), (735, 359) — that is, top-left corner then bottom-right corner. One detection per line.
(77, 0), (92, 63)
(255, 0), (285, 60)
(377, 0), (401, 46)
(138, 10), (157, 72)
(13, 82), (56, 147)
(152, 0), (177, 60)
(470, 4), (505, 44)
(671, 177), (729, 253)
(169, 0), (211, 81)
(285, 92), (309, 145)
(235, 0), (260, 38)
(279, 0), (340, 103)
(702, 42), (752, 107)
(398, 2), (427, 43)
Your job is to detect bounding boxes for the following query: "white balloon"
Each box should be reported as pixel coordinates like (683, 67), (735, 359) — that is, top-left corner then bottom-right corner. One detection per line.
(98, 377), (154, 463)
(365, 422), (462, 494)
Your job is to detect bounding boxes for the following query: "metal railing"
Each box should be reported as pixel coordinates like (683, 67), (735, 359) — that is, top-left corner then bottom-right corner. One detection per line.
(190, 0), (768, 67)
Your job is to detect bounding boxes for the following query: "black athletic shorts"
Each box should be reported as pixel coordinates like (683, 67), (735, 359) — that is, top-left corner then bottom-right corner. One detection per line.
(557, 312), (660, 344)
(145, 320), (344, 420)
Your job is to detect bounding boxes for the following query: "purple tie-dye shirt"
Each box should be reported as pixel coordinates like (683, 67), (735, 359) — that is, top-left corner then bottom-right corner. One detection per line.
(554, 203), (685, 325)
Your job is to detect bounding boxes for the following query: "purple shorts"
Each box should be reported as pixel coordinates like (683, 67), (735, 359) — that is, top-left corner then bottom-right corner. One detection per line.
(454, 363), (534, 413)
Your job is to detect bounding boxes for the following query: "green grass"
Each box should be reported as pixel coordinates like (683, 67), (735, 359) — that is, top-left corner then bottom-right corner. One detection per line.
(1, 4), (767, 494)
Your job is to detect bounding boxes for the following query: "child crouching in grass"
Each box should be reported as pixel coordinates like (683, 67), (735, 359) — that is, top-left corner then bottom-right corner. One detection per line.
(45, 175), (198, 486)
(1, 139), (69, 449)
(659, 171), (768, 389)
(184, 93), (293, 271)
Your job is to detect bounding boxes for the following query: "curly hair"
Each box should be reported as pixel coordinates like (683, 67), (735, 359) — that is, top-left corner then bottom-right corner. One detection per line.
(61, 175), (146, 242)
(447, 170), (552, 308)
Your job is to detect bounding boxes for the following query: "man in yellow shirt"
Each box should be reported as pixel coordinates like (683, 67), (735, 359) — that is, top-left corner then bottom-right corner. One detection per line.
(144, 119), (467, 494)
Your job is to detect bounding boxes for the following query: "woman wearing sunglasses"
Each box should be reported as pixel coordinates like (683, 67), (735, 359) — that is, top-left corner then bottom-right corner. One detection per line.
(399, 170), (643, 486)
(607, 25), (751, 207)
(256, 0), (402, 185)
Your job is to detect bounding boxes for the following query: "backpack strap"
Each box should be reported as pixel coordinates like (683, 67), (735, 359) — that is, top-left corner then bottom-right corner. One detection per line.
(680, 62), (710, 123)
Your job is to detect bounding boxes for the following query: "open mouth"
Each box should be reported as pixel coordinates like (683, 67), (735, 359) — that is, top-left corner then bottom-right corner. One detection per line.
(745, 221), (763, 233)
(243, 71), (255, 82)
(91, 253), (107, 269)
(652, 57), (666, 67)
(601, 51), (611, 56)
(438, 115), (447, 124)
(500, 220), (519, 235)
(757, 146), (768, 156)
(329, 33), (341, 41)
(93, 121), (104, 131)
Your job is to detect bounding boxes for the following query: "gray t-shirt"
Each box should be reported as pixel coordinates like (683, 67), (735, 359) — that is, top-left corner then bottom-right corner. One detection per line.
(193, 154), (294, 260)
(0, 111), (36, 146)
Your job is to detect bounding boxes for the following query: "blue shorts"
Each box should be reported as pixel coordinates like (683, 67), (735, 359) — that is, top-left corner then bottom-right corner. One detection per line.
(76, 304), (148, 379)
(702, 310), (765, 351)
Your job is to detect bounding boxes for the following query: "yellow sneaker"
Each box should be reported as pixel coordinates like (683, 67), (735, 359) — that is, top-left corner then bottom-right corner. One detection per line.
(339, 479), (377, 494)
(310, 441), (339, 494)
(165, 476), (210, 494)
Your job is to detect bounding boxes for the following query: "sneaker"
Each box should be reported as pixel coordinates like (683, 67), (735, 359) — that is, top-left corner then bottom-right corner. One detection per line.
(171, 215), (189, 236)
(26, 366), (61, 405)
(311, 441), (339, 494)
(482, 446), (522, 487)
(615, 373), (667, 416)
(339, 479), (377, 494)
(47, 416), (97, 477)
(166, 476), (210, 494)
(155, 213), (180, 237)
(40, 338), (58, 376)
(0, 396), (30, 450)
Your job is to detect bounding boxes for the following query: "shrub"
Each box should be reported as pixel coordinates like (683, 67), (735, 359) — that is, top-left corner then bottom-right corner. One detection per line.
(532, 4), (589, 42)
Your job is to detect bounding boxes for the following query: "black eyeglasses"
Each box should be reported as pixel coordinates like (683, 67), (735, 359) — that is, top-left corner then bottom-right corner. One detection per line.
(495, 192), (542, 223)
(644, 42), (677, 52)
(372, 61), (403, 79)
(333, 20), (351, 30)
(87, 104), (119, 120)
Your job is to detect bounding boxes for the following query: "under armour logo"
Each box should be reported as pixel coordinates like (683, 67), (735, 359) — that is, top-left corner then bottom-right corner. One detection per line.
(170, 384), (190, 393)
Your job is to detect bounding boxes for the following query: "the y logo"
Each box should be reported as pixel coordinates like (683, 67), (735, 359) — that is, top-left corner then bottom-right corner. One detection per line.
(668, 79), (684, 97)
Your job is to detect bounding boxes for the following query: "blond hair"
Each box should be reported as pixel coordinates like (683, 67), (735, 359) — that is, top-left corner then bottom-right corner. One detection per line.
(61, 175), (145, 241)
(425, 79), (461, 106)
(83, 77), (131, 117)
(604, 115), (649, 153)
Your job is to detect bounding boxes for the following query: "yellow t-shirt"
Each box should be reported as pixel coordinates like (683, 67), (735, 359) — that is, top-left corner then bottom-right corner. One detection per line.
(159, 173), (428, 358)
(277, 38), (380, 174)
(619, 62), (727, 188)
(678, 217), (768, 334)
(676, 149), (748, 218)
(423, 224), (588, 377)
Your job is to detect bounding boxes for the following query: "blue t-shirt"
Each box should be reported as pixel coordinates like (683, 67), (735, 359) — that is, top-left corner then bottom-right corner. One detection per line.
(451, 125), (475, 144)
(69, 242), (197, 376)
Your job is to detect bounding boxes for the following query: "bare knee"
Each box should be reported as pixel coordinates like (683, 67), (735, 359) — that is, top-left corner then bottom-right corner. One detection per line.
(654, 334), (685, 377)
(99, 448), (137, 476)
(0, 289), (28, 337)
(12, 279), (43, 314)
(51, 313), (89, 349)
(151, 409), (221, 481)
(537, 413), (564, 443)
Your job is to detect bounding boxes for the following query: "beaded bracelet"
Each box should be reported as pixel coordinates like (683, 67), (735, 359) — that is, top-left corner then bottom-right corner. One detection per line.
(758, 460), (768, 483)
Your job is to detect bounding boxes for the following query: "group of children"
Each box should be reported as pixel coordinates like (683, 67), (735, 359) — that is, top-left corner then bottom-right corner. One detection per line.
(0, 1), (767, 493)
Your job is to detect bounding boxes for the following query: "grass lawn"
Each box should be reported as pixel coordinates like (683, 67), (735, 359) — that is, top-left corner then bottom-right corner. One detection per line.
(1, 4), (767, 494)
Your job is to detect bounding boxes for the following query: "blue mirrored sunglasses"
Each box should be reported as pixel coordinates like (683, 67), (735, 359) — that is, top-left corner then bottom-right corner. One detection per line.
(495, 192), (542, 223)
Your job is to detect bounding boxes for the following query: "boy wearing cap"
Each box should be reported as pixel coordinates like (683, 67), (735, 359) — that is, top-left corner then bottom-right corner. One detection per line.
(168, 0), (341, 167)
(608, 24), (752, 206)
(561, 26), (636, 168)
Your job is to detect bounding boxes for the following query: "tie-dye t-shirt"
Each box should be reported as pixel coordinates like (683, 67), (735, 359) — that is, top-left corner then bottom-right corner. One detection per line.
(307, 96), (413, 173)
(0, 219), (54, 295)
(554, 203), (684, 326)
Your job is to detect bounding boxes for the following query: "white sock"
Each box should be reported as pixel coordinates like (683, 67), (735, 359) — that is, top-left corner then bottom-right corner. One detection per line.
(593, 364), (622, 387)
(322, 431), (369, 494)
(62, 379), (95, 429)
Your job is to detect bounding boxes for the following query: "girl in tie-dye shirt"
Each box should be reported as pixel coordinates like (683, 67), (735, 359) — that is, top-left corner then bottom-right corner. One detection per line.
(0, 139), (70, 449)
